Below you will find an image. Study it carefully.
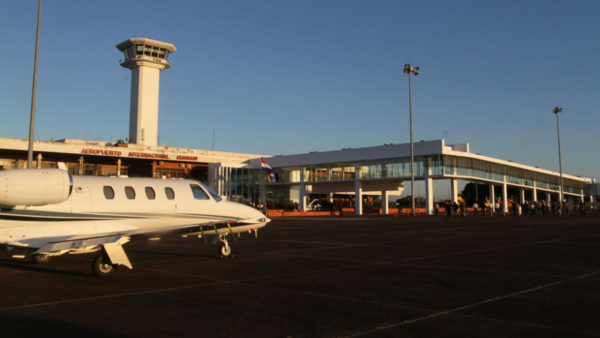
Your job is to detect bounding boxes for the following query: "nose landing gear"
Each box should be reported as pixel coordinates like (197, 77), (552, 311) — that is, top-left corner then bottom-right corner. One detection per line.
(217, 235), (233, 258)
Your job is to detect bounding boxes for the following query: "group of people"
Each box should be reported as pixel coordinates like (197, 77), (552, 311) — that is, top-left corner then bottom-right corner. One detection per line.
(436, 197), (587, 217)
(519, 199), (587, 216)
(440, 199), (468, 218)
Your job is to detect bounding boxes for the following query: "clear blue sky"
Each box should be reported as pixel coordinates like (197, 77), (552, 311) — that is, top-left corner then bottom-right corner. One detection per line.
(1, 0), (599, 193)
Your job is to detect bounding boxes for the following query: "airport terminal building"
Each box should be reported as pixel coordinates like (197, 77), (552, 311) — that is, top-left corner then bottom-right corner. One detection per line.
(0, 137), (596, 215)
(209, 139), (596, 215)
(0, 136), (264, 186)
(1, 37), (596, 214)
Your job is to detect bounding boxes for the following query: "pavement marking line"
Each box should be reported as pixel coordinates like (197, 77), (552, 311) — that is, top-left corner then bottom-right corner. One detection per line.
(394, 262), (576, 279)
(266, 226), (600, 254)
(344, 269), (600, 337)
(134, 265), (231, 281)
(0, 281), (229, 312)
(450, 312), (599, 337)
(399, 233), (600, 263)
(265, 233), (600, 269)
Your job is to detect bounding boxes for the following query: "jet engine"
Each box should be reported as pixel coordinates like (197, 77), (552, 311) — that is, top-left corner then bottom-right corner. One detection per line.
(0, 169), (73, 207)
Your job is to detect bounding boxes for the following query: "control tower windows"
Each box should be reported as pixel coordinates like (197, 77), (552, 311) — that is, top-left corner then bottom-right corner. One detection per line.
(122, 45), (169, 60)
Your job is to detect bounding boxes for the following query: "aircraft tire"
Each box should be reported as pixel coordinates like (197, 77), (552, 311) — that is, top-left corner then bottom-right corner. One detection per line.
(219, 242), (232, 258)
(32, 254), (52, 264)
(92, 254), (117, 277)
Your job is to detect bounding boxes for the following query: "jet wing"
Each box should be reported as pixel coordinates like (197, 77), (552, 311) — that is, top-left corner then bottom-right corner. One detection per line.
(33, 235), (132, 268)
(30, 218), (260, 269)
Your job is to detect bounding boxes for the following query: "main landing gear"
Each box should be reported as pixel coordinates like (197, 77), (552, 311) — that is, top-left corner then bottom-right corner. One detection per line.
(218, 235), (233, 258)
(32, 253), (52, 264)
(92, 254), (117, 277)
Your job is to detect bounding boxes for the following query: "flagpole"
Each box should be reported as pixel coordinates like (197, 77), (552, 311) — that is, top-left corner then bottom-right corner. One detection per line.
(260, 158), (266, 215)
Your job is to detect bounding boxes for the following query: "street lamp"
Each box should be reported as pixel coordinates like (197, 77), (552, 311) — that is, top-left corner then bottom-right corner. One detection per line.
(553, 107), (564, 213)
(404, 64), (419, 216)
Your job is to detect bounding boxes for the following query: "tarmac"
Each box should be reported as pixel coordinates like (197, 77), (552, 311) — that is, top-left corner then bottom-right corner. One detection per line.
(1, 210), (600, 337)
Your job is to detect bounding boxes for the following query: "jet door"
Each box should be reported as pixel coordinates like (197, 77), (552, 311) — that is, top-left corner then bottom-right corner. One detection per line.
(71, 185), (93, 213)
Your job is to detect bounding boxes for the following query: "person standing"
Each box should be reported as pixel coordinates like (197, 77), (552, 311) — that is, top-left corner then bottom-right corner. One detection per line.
(452, 201), (459, 218)
(496, 199), (501, 216)
(541, 201), (546, 216)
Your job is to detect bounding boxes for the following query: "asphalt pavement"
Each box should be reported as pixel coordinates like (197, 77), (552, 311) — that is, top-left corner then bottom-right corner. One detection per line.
(1, 210), (600, 337)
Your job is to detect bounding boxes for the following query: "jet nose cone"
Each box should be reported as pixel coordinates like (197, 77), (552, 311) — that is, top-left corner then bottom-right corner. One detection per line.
(249, 205), (271, 225)
(226, 201), (270, 227)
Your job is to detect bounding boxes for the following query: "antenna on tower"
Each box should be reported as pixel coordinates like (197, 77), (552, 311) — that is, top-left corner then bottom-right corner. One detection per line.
(211, 129), (215, 151)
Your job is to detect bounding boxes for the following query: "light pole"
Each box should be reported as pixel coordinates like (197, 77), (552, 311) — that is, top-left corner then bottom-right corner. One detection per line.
(404, 64), (419, 216)
(553, 107), (564, 213)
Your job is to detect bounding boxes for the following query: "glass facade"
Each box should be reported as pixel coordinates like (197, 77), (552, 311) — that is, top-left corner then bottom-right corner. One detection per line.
(215, 166), (262, 206)
(266, 154), (587, 195)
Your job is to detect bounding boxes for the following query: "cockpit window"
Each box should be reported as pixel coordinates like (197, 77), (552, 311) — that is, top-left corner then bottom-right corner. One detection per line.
(190, 184), (209, 200)
(200, 183), (222, 202)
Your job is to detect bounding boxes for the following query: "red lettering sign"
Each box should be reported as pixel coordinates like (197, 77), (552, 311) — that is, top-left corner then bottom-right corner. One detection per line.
(176, 155), (198, 161)
(81, 149), (122, 156)
(127, 152), (169, 159)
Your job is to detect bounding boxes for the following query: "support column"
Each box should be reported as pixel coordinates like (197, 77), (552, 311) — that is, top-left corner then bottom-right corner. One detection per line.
(382, 191), (389, 215)
(502, 182), (508, 214)
(260, 170), (266, 208)
(451, 178), (458, 202)
(79, 156), (84, 175)
(299, 183), (307, 211)
(489, 183), (495, 204)
(519, 188), (525, 204)
(355, 180), (363, 215)
(425, 177), (434, 215)
(36, 153), (43, 169)
(590, 195), (595, 209)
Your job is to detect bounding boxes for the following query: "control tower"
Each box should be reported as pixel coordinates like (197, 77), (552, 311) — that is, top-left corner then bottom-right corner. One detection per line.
(116, 38), (177, 146)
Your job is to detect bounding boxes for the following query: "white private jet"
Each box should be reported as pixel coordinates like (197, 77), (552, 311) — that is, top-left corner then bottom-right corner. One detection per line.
(0, 168), (270, 277)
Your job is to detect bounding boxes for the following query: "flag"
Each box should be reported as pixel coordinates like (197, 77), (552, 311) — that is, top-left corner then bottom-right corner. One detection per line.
(261, 159), (279, 182)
